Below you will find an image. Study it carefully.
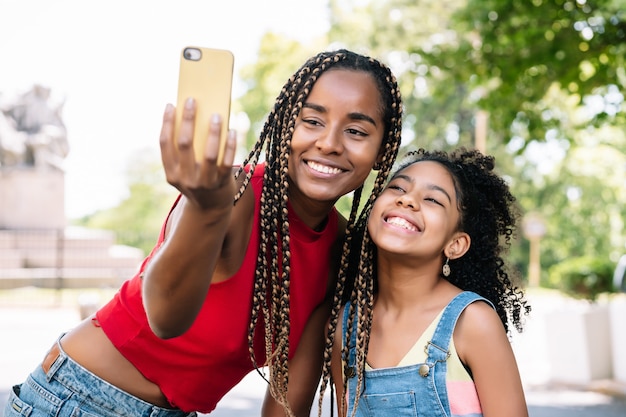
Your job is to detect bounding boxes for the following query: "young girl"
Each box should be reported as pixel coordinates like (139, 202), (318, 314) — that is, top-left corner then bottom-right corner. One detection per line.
(320, 148), (531, 417)
(4, 50), (403, 417)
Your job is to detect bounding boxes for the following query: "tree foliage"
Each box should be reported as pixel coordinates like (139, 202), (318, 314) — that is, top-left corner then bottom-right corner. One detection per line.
(329, 0), (625, 150)
(448, 0), (626, 148)
(547, 255), (616, 301)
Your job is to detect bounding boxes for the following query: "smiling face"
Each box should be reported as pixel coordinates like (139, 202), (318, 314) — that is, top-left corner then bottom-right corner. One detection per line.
(287, 68), (385, 207)
(368, 161), (465, 261)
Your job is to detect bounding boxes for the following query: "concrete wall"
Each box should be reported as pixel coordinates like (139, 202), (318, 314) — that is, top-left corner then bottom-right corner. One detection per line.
(0, 169), (65, 229)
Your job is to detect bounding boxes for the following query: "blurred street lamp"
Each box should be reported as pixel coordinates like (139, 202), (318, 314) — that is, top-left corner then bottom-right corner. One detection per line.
(522, 212), (547, 287)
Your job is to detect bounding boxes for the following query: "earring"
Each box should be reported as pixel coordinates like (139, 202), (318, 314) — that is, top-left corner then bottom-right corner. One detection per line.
(442, 258), (450, 277)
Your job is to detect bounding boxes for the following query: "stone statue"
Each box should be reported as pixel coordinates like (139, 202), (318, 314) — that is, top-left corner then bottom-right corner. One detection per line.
(0, 85), (69, 170)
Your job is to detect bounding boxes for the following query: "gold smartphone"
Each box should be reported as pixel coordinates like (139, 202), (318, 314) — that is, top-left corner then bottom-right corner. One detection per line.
(175, 46), (234, 164)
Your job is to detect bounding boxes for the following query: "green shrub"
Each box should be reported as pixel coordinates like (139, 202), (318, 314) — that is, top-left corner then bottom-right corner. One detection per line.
(547, 256), (616, 301)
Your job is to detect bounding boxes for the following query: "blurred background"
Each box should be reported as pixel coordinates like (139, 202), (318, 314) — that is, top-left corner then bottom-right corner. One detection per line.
(1, 0), (625, 415)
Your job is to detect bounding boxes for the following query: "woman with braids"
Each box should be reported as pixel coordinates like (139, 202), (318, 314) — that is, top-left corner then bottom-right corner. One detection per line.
(4, 49), (403, 417)
(319, 148), (531, 417)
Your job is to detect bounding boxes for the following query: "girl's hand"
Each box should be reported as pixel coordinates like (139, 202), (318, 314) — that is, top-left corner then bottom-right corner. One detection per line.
(159, 99), (237, 212)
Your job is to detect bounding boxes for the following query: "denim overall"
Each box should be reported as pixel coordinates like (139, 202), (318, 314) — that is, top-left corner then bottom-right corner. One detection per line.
(344, 291), (491, 417)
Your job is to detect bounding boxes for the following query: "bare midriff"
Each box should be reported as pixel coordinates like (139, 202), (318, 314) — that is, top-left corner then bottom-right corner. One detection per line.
(59, 316), (173, 409)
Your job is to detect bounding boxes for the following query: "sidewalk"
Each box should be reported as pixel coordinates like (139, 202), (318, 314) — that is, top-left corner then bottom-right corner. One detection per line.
(1, 292), (626, 416)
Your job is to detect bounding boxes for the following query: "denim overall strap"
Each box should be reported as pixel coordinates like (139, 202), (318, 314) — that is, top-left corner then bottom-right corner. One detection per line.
(419, 291), (494, 417)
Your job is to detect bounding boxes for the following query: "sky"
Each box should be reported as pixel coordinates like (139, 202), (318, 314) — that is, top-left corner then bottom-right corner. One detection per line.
(0, 0), (330, 218)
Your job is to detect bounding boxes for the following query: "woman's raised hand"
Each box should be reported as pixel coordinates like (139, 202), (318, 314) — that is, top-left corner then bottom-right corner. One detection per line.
(159, 99), (237, 211)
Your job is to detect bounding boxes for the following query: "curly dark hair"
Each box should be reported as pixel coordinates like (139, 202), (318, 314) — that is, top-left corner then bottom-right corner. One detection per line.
(319, 147), (531, 416)
(229, 49), (403, 416)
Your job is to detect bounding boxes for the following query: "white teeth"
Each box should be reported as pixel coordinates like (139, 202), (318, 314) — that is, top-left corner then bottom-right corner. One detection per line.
(386, 216), (417, 231)
(307, 161), (342, 175)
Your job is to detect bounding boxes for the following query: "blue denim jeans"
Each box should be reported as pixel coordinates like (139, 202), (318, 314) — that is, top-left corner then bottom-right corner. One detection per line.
(3, 338), (195, 417)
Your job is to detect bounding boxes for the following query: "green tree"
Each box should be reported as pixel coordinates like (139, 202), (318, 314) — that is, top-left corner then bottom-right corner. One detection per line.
(446, 0), (626, 149)
(329, 0), (625, 150)
(507, 121), (626, 286)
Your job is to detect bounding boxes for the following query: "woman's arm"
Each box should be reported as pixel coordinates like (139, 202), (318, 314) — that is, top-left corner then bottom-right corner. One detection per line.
(142, 101), (250, 339)
(455, 302), (529, 417)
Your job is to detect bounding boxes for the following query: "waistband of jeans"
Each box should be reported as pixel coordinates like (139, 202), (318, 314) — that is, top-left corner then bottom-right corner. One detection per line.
(44, 338), (192, 417)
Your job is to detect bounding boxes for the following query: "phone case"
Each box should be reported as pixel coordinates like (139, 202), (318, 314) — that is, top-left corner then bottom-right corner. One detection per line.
(175, 46), (234, 164)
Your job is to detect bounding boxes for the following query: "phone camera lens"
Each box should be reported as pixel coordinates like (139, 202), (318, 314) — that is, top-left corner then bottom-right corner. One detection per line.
(183, 47), (202, 61)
